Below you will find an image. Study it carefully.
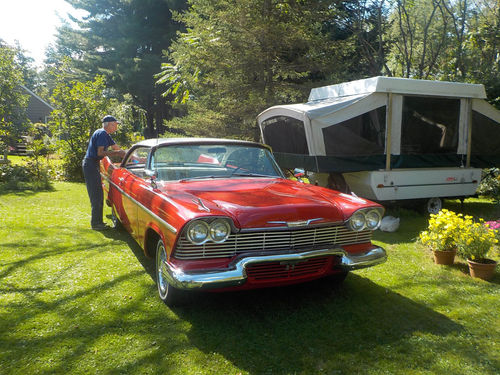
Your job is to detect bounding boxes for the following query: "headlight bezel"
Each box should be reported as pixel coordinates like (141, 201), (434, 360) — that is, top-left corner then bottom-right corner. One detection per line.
(186, 220), (210, 245)
(347, 207), (384, 232)
(184, 217), (234, 245)
(365, 209), (383, 230)
(209, 219), (231, 243)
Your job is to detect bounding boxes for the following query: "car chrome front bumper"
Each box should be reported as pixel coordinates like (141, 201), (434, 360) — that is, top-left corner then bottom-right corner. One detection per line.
(161, 247), (387, 291)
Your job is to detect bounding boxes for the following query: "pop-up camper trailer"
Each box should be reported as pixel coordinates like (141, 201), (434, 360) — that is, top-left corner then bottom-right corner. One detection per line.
(257, 76), (500, 213)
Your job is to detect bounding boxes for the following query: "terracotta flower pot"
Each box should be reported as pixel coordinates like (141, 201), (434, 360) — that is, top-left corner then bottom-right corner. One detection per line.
(433, 248), (456, 265)
(467, 259), (497, 281)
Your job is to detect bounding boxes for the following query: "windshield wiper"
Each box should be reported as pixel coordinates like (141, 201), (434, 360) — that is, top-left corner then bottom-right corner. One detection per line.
(179, 175), (228, 182)
(230, 172), (277, 178)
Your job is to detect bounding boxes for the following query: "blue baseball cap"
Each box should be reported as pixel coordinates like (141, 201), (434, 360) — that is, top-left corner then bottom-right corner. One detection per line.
(102, 115), (119, 123)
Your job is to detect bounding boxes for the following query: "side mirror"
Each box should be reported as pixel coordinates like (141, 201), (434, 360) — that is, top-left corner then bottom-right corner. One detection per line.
(145, 169), (158, 189)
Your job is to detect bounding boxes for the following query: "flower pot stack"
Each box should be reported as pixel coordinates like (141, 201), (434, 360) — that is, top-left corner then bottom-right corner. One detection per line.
(420, 210), (499, 280)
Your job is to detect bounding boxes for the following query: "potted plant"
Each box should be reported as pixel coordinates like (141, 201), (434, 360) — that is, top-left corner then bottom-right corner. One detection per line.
(419, 209), (462, 265)
(456, 216), (499, 280)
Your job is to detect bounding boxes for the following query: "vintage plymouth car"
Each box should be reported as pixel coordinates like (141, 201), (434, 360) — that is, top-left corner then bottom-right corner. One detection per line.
(101, 138), (387, 305)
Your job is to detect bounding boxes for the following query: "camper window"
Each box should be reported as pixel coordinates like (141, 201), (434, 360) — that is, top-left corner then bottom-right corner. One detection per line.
(471, 111), (500, 155)
(401, 97), (460, 154)
(262, 116), (309, 155)
(322, 106), (386, 156)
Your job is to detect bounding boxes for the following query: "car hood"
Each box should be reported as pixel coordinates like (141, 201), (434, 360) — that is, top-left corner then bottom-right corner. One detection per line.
(158, 178), (373, 228)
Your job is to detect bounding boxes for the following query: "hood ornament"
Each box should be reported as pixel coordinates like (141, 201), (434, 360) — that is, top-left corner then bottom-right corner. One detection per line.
(193, 198), (210, 212)
(267, 218), (323, 228)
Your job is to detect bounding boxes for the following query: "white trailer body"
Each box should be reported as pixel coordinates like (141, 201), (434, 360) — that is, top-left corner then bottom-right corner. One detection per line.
(257, 77), (500, 210)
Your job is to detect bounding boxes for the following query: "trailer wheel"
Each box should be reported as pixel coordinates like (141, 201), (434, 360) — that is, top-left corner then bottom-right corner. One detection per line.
(425, 197), (442, 214)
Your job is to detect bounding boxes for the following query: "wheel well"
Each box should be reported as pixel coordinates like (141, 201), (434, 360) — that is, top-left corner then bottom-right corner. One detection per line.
(145, 228), (160, 258)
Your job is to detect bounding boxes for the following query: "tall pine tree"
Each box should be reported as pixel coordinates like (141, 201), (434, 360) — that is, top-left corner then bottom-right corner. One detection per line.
(54, 0), (187, 137)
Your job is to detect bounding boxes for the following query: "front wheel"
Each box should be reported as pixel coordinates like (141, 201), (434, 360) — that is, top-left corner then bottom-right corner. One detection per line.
(155, 239), (183, 306)
(327, 270), (348, 285)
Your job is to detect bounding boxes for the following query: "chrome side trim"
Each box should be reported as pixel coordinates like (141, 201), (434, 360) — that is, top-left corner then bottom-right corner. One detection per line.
(161, 246), (387, 290)
(102, 173), (177, 234)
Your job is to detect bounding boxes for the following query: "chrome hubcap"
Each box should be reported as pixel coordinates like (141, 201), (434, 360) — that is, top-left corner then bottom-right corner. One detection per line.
(427, 197), (442, 214)
(156, 242), (168, 296)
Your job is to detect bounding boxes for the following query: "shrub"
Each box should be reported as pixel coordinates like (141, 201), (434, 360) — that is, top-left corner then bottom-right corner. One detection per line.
(477, 168), (500, 203)
(0, 162), (52, 191)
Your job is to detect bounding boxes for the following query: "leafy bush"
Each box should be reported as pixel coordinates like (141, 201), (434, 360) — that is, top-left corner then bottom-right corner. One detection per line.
(50, 74), (111, 181)
(477, 168), (500, 203)
(0, 162), (52, 191)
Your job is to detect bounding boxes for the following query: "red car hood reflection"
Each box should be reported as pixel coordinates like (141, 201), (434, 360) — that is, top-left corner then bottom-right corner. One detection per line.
(158, 178), (368, 228)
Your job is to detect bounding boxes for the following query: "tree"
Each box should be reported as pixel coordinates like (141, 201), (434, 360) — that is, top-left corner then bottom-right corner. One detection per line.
(0, 44), (29, 149)
(386, 0), (453, 79)
(157, 0), (342, 139)
(327, 0), (392, 78)
(50, 74), (112, 180)
(54, 0), (187, 137)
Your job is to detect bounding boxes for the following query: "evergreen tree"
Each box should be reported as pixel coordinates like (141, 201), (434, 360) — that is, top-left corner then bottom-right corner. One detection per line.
(54, 0), (187, 137)
(158, 0), (343, 139)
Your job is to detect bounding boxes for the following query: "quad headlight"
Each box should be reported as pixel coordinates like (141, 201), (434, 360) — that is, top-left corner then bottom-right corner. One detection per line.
(186, 218), (232, 245)
(210, 219), (231, 243)
(186, 221), (210, 244)
(365, 209), (383, 230)
(349, 211), (366, 231)
(347, 208), (384, 231)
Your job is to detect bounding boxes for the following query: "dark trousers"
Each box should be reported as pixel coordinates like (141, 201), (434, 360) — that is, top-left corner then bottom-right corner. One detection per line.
(82, 158), (104, 227)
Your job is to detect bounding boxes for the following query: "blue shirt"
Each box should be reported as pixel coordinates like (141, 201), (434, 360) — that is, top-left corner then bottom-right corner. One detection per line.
(85, 128), (116, 159)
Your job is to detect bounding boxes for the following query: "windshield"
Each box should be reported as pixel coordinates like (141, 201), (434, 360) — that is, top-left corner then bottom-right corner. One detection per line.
(149, 143), (283, 182)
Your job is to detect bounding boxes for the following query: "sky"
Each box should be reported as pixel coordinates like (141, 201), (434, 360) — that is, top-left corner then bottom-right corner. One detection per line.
(0, 0), (85, 67)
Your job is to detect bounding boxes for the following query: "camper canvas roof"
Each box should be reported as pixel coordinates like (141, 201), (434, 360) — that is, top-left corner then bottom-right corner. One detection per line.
(308, 76), (487, 102)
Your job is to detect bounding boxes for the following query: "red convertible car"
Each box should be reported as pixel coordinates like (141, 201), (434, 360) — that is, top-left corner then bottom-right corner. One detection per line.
(101, 138), (386, 305)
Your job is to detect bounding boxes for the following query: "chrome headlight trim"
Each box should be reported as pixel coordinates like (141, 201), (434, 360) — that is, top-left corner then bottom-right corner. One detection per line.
(209, 219), (231, 243)
(186, 221), (210, 245)
(184, 217), (234, 245)
(365, 209), (383, 230)
(348, 211), (366, 231)
(347, 207), (384, 232)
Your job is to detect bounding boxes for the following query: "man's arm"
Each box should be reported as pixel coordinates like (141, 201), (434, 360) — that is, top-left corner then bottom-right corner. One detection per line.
(97, 146), (126, 158)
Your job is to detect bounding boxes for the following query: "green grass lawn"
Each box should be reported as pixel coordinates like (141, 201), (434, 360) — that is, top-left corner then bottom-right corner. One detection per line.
(1, 182), (499, 374)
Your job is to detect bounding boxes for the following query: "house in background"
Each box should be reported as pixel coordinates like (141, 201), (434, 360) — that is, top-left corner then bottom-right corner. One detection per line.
(21, 85), (54, 124)
(6, 86), (55, 156)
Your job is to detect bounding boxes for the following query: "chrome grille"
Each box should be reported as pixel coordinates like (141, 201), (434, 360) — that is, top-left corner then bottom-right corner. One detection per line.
(174, 225), (372, 260)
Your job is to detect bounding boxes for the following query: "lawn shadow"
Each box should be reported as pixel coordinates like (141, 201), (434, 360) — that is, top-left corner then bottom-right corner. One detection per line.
(449, 260), (500, 285)
(163, 274), (473, 374)
(100, 223), (156, 279)
(113, 224), (498, 374)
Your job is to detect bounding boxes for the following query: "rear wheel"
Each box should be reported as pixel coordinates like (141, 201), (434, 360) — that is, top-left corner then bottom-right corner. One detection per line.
(425, 197), (442, 215)
(155, 239), (182, 306)
(111, 206), (123, 230)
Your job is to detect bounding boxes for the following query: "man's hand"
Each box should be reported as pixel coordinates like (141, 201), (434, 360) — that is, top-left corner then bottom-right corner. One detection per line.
(115, 149), (126, 157)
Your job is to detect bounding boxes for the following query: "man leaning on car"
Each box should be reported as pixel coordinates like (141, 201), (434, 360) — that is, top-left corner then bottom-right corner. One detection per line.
(82, 115), (126, 231)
